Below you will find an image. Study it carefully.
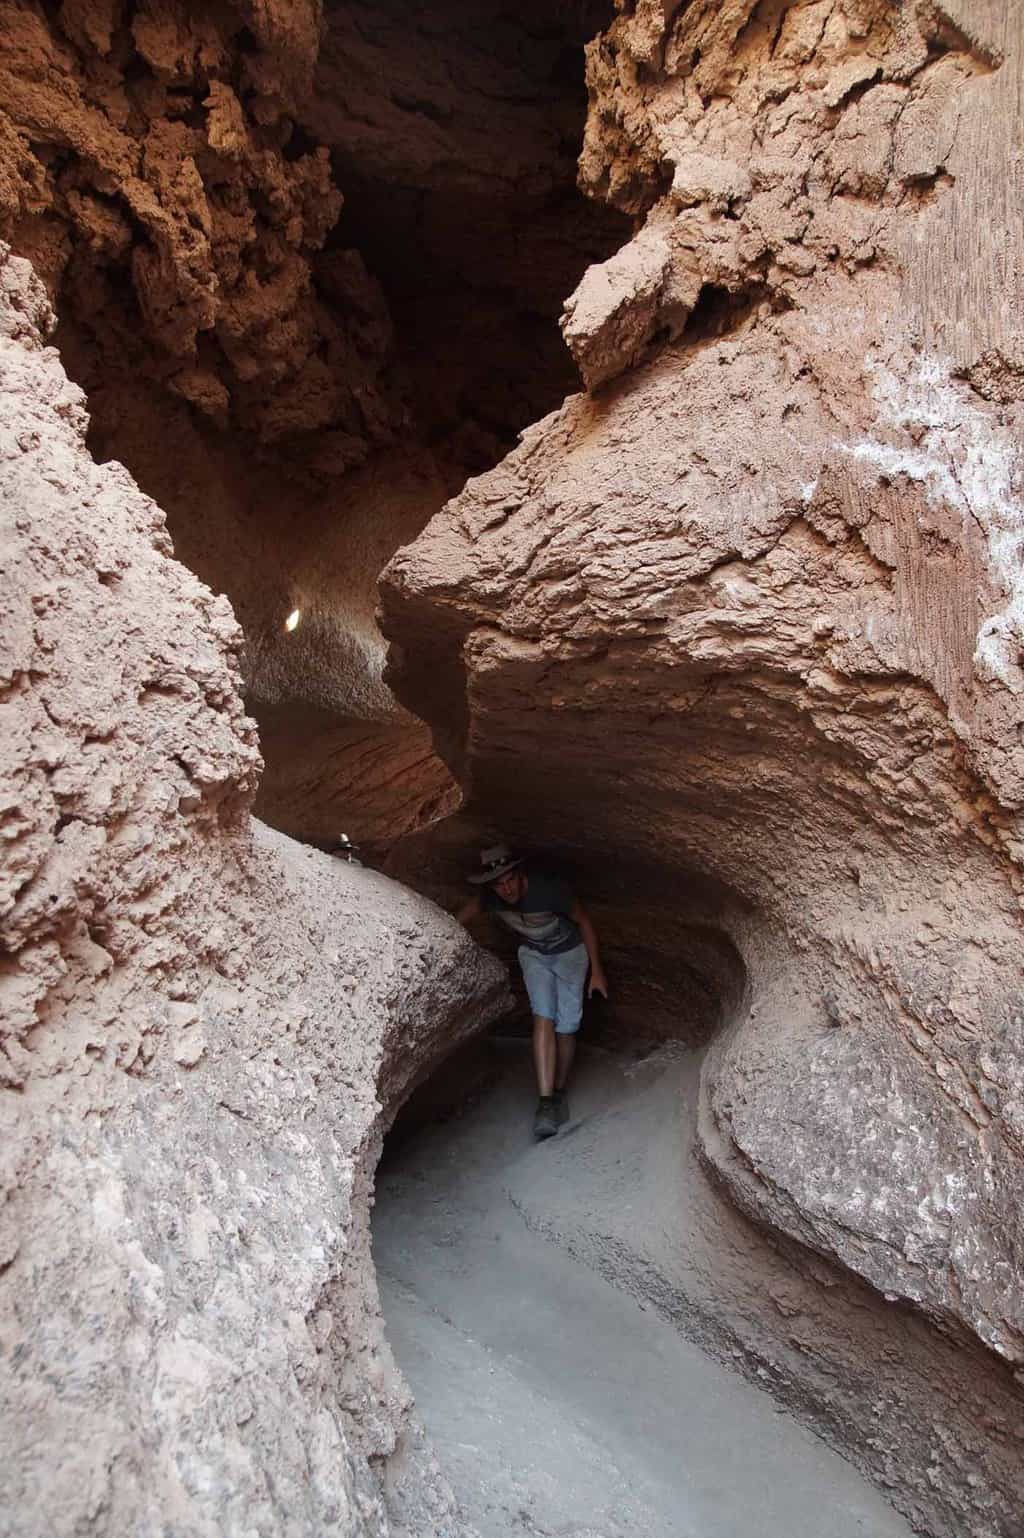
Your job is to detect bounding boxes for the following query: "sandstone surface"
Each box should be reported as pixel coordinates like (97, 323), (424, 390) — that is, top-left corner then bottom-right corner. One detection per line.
(380, 2), (1024, 1532)
(0, 0), (626, 847)
(2, 1), (1024, 1535)
(0, 244), (508, 1537)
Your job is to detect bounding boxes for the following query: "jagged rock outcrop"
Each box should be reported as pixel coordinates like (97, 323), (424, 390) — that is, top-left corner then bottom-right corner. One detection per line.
(0, 245), (508, 1538)
(0, 0), (428, 847)
(381, 2), (1024, 1532)
(0, 0), (627, 847)
(0, 0), (396, 474)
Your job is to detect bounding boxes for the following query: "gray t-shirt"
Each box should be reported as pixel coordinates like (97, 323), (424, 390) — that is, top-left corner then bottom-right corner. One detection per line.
(482, 871), (580, 955)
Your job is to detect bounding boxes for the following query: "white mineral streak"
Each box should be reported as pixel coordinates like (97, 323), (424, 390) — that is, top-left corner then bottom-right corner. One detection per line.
(848, 355), (1024, 691)
(380, 5), (1024, 1530)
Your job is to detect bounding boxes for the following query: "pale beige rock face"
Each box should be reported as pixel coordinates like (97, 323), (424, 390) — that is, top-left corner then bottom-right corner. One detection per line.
(0, 246), (509, 1538)
(0, 0), (439, 847)
(382, 2), (1024, 1532)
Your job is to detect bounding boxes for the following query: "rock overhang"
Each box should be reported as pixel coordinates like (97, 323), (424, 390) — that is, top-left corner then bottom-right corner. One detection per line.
(378, 10), (1024, 1519)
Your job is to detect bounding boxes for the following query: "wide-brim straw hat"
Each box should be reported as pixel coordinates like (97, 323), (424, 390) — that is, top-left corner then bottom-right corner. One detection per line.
(467, 843), (524, 884)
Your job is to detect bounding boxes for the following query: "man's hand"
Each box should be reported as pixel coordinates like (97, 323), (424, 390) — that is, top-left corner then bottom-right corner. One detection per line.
(455, 895), (483, 928)
(588, 966), (609, 999)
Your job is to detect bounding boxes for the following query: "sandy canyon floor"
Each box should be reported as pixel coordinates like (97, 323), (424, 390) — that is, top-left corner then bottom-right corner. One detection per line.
(374, 1041), (915, 1538)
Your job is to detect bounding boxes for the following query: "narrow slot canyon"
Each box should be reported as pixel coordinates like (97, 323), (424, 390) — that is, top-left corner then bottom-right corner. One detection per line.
(34, 0), (629, 853)
(2, 4), (1024, 1538)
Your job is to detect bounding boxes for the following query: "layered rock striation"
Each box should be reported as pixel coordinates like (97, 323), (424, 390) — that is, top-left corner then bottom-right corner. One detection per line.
(381, 2), (1024, 1532)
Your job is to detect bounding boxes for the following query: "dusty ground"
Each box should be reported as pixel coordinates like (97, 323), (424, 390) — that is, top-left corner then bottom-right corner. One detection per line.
(374, 1040), (913, 1538)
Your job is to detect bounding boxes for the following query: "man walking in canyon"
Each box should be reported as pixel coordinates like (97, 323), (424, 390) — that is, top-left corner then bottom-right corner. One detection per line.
(457, 845), (608, 1140)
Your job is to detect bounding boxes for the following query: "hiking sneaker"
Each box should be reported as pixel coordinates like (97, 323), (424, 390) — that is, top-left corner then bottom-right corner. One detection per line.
(552, 1089), (570, 1126)
(533, 1096), (558, 1140)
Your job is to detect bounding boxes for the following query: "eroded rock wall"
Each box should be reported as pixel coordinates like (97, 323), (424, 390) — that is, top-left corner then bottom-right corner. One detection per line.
(0, 0), (628, 849)
(0, 0), (391, 468)
(0, 245), (508, 1538)
(381, 2), (1024, 1531)
(0, 0), (437, 846)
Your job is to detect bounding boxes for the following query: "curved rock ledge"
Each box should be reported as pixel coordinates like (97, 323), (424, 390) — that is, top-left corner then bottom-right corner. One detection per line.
(380, 3), (1024, 1531)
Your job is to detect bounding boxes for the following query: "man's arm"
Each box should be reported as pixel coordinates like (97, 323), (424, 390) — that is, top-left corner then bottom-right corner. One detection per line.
(569, 899), (608, 998)
(455, 893), (483, 927)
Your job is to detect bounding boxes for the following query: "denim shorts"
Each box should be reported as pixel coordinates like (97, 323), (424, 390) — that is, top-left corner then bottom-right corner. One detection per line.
(518, 942), (589, 1034)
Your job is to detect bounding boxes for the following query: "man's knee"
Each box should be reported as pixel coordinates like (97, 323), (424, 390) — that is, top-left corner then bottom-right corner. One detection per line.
(532, 1014), (555, 1033)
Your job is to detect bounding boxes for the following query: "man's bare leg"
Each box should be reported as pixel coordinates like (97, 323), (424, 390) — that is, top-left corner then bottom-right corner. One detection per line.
(555, 1034), (576, 1092)
(532, 1015), (556, 1097)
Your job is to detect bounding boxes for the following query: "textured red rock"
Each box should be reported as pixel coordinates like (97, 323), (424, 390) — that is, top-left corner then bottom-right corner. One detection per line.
(0, 0), (626, 847)
(381, 3), (1024, 1532)
(3, 1), (1024, 1534)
